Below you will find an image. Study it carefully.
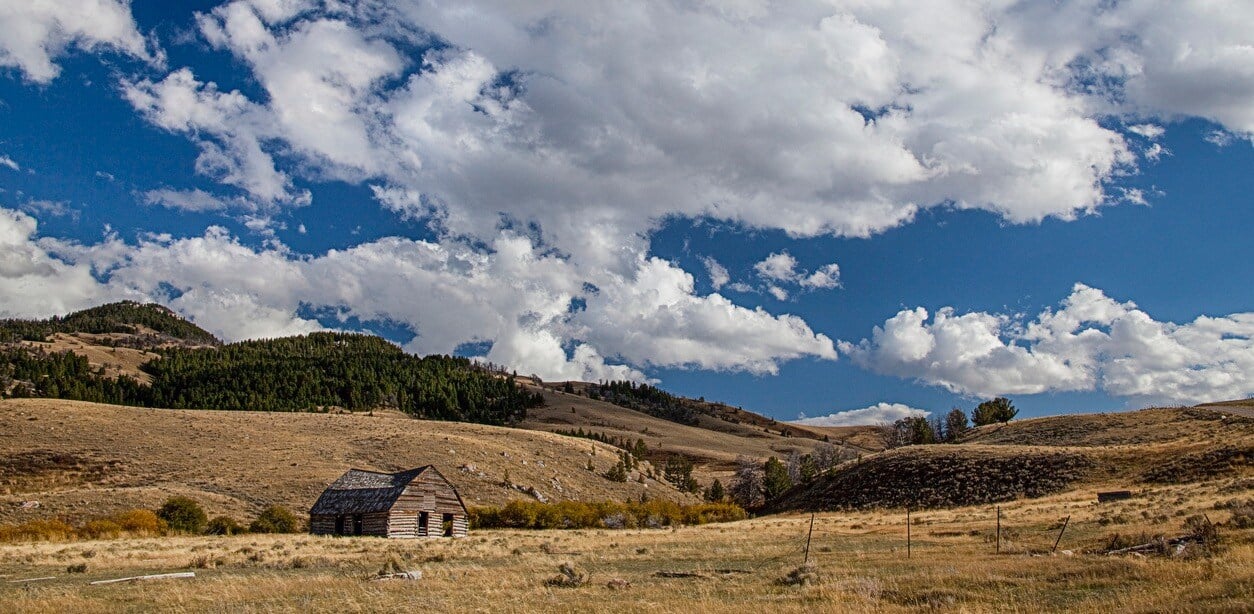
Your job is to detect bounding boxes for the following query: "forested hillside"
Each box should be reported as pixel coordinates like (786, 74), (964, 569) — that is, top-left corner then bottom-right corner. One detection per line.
(0, 303), (542, 425)
(582, 380), (699, 425)
(0, 301), (219, 346)
(144, 333), (541, 423)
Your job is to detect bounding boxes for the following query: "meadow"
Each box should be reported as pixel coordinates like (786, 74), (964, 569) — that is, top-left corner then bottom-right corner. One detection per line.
(2, 479), (1250, 613)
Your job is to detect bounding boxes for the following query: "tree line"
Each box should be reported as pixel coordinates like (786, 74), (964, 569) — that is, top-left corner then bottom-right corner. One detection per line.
(581, 380), (700, 425)
(886, 397), (1019, 448)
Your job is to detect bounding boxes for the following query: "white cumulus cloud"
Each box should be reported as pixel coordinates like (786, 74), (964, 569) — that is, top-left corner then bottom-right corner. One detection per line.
(0, 0), (157, 83)
(793, 402), (929, 427)
(841, 284), (1254, 405)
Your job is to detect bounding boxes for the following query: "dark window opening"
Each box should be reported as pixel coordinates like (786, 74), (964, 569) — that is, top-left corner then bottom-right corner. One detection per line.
(419, 511), (429, 536)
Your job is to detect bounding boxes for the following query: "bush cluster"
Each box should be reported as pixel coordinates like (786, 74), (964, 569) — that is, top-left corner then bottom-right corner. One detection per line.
(468, 499), (746, 530)
(0, 498), (302, 543)
(0, 509), (167, 542)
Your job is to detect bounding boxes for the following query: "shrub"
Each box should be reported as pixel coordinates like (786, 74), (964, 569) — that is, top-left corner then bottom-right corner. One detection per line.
(497, 500), (538, 528)
(110, 509), (166, 535)
(205, 515), (247, 535)
(1226, 500), (1254, 529)
(545, 562), (589, 587)
(78, 519), (123, 540)
(158, 496), (208, 533)
(250, 505), (300, 533)
(0, 519), (77, 542)
(468, 499), (746, 530)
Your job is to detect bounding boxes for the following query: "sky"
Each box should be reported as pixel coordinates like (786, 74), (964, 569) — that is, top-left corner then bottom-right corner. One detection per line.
(0, 1), (1251, 425)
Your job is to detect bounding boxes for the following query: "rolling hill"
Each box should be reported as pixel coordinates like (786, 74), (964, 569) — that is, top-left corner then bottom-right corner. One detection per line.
(0, 398), (697, 524)
(765, 404), (1254, 513)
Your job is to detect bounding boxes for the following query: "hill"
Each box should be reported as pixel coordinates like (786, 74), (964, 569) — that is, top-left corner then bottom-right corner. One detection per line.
(518, 382), (858, 485)
(0, 398), (696, 524)
(2, 301), (863, 484)
(3, 322), (542, 425)
(764, 405), (1254, 513)
(0, 301), (220, 347)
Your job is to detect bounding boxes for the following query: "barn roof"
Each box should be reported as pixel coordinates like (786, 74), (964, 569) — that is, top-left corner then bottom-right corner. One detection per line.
(309, 466), (434, 515)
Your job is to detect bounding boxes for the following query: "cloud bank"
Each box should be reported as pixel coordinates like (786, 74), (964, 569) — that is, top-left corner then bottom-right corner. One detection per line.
(793, 403), (929, 427)
(841, 284), (1254, 405)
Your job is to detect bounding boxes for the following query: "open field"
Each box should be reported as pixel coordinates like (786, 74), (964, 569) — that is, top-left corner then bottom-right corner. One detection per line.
(1, 478), (1251, 613)
(0, 398), (695, 524)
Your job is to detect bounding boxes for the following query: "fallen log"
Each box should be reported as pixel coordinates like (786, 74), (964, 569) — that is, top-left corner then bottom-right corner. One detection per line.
(654, 571), (706, 579)
(7, 576), (56, 583)
(89, 572), (196, 585)
(1105, 535), (1202, 556)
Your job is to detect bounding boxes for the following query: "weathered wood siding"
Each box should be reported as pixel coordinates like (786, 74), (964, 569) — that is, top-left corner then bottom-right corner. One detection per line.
(451, 515), (468, 537)
(310, 515), (336, 535)
(362, 512), (389, 537)
(384, 471), (468, 538)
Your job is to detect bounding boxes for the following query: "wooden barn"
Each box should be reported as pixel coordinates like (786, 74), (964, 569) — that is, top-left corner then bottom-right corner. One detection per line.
(309, 466), (469, 538)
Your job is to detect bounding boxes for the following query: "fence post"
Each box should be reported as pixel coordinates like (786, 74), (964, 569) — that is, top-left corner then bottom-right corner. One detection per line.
(804, 512), (815, 564)
(907, 508), (911, 559)
(1052, 516), (1071, 553)
(996, 505), (1001, 554)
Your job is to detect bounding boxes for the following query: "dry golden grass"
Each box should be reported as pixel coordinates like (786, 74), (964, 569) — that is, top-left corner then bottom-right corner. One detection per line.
(20, 333), (162, 384)
(0, 398), (697, 525)
(1, 479), (1250, 613)
(521, 385), (842, 482)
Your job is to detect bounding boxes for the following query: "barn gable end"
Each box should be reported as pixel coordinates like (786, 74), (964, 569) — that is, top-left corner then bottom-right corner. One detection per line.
(310, 466), (468, 538)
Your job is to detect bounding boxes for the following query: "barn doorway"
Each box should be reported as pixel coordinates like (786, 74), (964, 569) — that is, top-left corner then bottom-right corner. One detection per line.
(418, 512), (429, 537)
(335, 516), (345, 535)
(352, 514), (364, 536)
(442, 513), (455, 537)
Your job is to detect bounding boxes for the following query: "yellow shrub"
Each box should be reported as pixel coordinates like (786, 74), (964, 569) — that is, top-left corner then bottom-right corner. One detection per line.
(78, 519), (124, 540)
(110, 509), (168, 535)
(0, 518), (77, 542)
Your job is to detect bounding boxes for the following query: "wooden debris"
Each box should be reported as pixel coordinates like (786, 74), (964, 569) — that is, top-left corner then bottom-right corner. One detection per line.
(374, 570), (423, 581)
(1104, 535), (1204, 556)
(605, 578), (631, 590)
(89, 572), (196, 585)
(654, 571), (706, 579)
(7, 576), (56, 583)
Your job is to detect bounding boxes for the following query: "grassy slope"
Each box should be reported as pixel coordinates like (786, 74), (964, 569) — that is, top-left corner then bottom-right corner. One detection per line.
(769, 406), (1254, 512)
(0, 398), (698, 524)
(11, 330), (851, 484)
(519, 384), (846, 482)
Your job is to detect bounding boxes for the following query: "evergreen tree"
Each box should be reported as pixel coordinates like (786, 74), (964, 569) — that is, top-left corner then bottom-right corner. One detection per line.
(944, 407), (970, 441)
(973, 397), (1018, 425)
(762, 456), (792, 502)
(705, 478), (726, 502)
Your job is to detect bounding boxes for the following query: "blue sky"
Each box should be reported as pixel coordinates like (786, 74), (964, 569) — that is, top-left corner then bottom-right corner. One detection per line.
(1, 1), (1251, 424)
